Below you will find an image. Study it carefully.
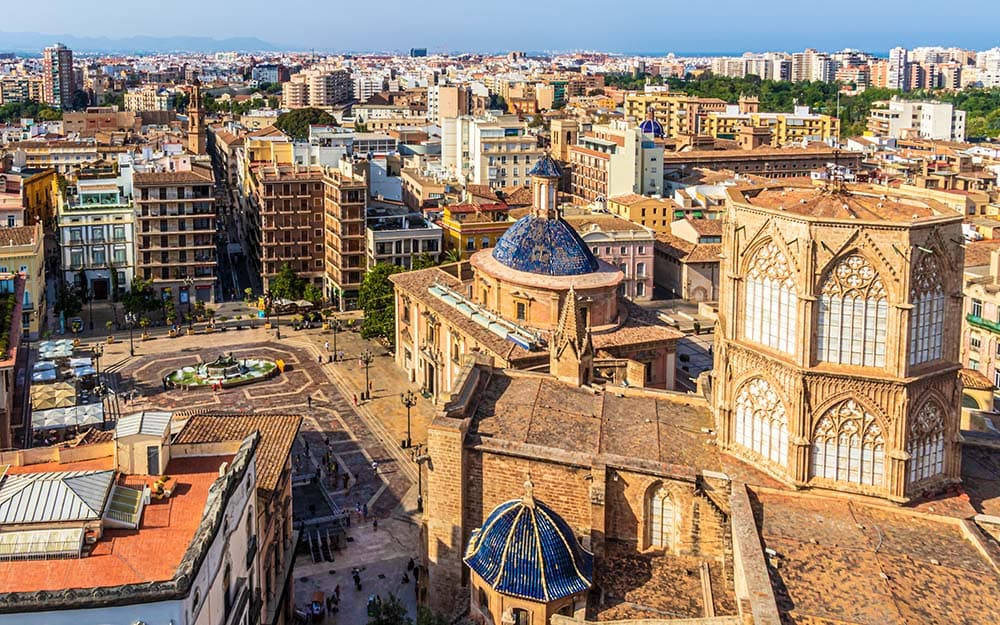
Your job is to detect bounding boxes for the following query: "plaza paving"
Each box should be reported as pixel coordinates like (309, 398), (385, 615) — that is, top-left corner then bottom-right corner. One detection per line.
(85, 321), (432, 621)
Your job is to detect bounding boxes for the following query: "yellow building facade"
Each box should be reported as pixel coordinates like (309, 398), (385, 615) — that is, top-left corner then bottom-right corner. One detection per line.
(0, 223), (45, 336)
(438, 204), (513, 260)
(702, 109), (840, 146)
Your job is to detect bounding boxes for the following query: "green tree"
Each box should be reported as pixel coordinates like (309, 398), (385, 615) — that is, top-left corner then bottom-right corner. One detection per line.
(121, 277), (160, 318)
(269, 263), (306, 300)
(359, 263), (404, 344)
(54, 280), (82, 318)
(416, 607), (448, 625)
(102, 92), (125, 109)
(366, 594), (411, 625)
(70, 89), (91, 111)
(442, 248), (461, 264)
(274, 107), (335, 139)
(303, 283), (324, 305)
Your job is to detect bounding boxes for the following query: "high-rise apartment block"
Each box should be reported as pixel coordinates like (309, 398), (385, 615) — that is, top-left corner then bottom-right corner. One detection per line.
(868, 97), (967, 142)
(133, 164), (217, 304)
(42, 43), (74, 109)
(441, 113), (543, 188)
(889, 46), (910, 91)
(322, 163), (367, 308)
(282, 68), (353, 109)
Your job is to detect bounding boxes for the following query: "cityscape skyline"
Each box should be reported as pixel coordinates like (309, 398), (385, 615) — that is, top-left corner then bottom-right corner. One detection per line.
(4, 0), (1000, 54)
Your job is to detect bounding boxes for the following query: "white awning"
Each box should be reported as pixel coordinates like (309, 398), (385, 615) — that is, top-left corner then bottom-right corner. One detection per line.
(31, 403), (104, 431)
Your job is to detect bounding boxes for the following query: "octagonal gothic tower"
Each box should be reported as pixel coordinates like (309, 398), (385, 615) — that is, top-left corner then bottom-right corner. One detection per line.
(712, 182), (965, 502)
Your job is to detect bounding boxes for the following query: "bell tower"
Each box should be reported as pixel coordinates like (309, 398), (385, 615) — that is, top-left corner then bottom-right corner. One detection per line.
(529, 154), (561, 220)
(188, 78), (206, 155)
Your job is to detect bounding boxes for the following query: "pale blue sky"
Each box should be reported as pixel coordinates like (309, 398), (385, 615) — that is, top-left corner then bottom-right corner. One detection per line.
(5, 0), (1000, 53)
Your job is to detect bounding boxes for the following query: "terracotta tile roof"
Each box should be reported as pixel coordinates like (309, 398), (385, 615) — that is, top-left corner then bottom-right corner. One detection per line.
(607, 193), (647, 205)
(564, 214), (652, 234)
(0, 225), (37, 247)
(132, 165), (214, 185)
(592, 300), (684, 351)
(682, 217), (722, 236)
(247, 125), (286, 138)
(471, 369), (716, 470)
(655, 232), (719, 263)
(173, 413), (301, 499)
(964, 239), (1000, 268)
(752, 487), (1000, 625)
(959, 367), (993, 390)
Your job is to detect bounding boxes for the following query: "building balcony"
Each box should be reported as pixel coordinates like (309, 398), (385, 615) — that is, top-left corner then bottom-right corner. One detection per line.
(967, 314), (1000, 335)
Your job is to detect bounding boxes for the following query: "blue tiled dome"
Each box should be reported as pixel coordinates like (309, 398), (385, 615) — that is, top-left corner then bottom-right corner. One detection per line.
(492, 214), (599, 276)
(464, 497), (593, 602)
(528, 154), (562, 178)
(639, 118), (664, 138)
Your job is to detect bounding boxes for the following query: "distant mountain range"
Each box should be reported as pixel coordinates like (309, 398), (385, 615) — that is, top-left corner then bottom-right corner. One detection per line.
(0, 31), (280, 54)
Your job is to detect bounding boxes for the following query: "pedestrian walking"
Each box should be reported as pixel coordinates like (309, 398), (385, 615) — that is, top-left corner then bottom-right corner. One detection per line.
(363, 503), (368, 520)
(335, 584), (340, 600)
(324, 341), (330, 352)
(342, 473), (349, 489)
(317, 354), (322, 363)
(353, 393), (358, 406)
(328, 354), (333, 363)
(373, 518), (378, 531)
(371, 460), (379, 474)
(307, 396), (313, 408)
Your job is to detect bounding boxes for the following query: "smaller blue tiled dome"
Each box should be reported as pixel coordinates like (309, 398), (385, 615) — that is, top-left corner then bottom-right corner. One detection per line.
(528, 154), (562, 178)
(465, 491), (593, 602)
(639, 118), (664, 138)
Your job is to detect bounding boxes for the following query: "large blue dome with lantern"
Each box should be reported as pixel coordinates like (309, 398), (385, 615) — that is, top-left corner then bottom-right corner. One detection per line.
(491, 215), (599, 276)
(464, 490), (593, 602)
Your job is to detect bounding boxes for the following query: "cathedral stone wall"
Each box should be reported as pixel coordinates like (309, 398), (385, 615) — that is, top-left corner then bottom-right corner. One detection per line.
(713, 185), (965, 502)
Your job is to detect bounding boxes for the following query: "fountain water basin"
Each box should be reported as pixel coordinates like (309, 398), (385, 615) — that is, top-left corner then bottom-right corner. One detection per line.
(166, 353), (279, 388)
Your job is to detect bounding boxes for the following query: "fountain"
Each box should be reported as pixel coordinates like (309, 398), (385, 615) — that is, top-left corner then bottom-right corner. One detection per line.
(166, 352), (280, 388)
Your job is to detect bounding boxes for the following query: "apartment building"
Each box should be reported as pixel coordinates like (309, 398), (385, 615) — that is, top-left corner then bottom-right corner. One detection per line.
(42, 43), (74, 109)
(442, 113), (543, 188)
(9, 140), (100, 174)
(282, 68), (353, 109)
(867, 97), (967, 142)
(0, 224), (45, 336)
(565, 214), (655, 300)
(790, 48), (834, 83)
(623, 91), (727, 137)
(322, 162), (368, 309)
(438, 202), (513, 260)
(702, 104), (840, 146)
(0, 75), (44, 105)
(251, 63), (290, 84)
(123, 85), (176, 112)
(251, 164), (326, 292)
(568, 120), (665, 203)
(133, 164), (217, 304)
(57, 173), (136, 303)
(606, 193), (682, 233)
(366, 212), (442, 269)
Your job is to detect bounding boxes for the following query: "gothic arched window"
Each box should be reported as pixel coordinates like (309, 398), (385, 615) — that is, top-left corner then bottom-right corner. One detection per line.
(649, 486), (676, 550)
(810, 399), (885, 487)
(734, 378), (789, 468)
(744, 241), (797, 354)
(817, 254), (888, 367)
(908, 401), (945, 483)
(909, 252), (945, 365)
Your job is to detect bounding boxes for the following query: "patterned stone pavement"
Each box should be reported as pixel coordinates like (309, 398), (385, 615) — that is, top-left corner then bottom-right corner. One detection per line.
(112, 335), (413, 519)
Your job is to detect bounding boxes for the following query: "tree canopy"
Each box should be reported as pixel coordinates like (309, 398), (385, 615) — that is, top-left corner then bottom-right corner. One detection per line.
(53, 280), (82, 318)
(121, 277), (160, 318)
(269, 263), (306, 300)
(0, 100), (62, 124)
(275, 107), (335, 139)
(365, 595), (447, 625)
(359, 263), (404, 344)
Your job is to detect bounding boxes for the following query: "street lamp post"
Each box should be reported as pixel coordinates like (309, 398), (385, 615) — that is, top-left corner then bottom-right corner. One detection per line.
(360, 349), (374, 400)
(412, 444), (428, 513)
(331, 319), (342, 361)
(125, 312), (135, 357)
(184, 277), (194, 330)
(92, 342), (103, 377)
(400, 390), (416, 449)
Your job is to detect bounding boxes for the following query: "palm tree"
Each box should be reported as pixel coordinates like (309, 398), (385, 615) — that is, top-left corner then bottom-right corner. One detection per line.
(443, 248), (461, 264)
